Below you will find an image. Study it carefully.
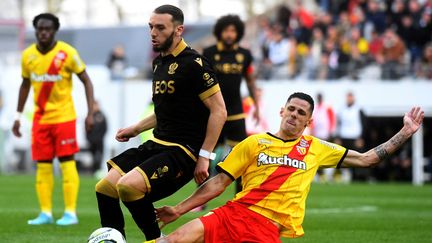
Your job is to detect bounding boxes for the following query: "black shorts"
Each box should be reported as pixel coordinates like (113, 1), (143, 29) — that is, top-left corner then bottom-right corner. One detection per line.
(217, 118), (247, 146)
(107, 140), (196, 202)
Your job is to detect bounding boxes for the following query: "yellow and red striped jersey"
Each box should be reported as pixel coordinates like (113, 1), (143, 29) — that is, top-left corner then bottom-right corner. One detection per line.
(217, 132), (347, 238)
(21, 41), (86, 124)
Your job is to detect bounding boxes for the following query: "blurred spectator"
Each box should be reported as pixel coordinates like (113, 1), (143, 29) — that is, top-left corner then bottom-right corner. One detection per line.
(311, 93), (336, 140)
(416, 42), (432, 79)
(388, 0), (407, 30)
(336, 92), (366, 182)
(377, 28), (406, 80)
(310, 93), (337, 182)
(306, 27), (326, 79)
(365, 0), (387, 34)
(325, 39), (350, 79)
(106, 44), (127, 80)
(85, 101), (107, 174)
(261, 25), (297, 79)
(342, 27), (369, 79)
(368, 29), (383, 62)
(275, 4), (291, 32)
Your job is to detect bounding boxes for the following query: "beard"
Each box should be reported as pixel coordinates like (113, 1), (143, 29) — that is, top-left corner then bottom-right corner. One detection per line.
(153, 31), (175, 52)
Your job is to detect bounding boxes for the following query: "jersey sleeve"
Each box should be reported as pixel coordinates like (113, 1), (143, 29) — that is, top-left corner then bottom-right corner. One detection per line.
(243, 50), (254, 76)
(216, 136), (256, 180)
(316, 138), (348, 169)
(189, 54), (220, 101)
(67, 47), (86, 74)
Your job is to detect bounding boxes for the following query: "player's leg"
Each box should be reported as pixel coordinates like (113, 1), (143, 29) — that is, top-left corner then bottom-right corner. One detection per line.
(28, 123), (55, 225)
(225, 118), (247, 193)
(95, 145), (148, 237)
(117, 143), (195, 240)
(155, 218), (205, 243)
(54, 120), (80, 225)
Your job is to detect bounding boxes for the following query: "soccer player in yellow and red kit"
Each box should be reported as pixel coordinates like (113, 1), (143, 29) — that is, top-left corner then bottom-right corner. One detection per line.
(153, 92), (424, 243)
(12, 13), (95, 226)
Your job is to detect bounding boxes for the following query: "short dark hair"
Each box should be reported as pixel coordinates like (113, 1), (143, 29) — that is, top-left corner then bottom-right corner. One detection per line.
(213, 14), (245, 42)
(33, 13), (60, 31)
(287, 92), (315, 114)
(154, 5), (184, 25)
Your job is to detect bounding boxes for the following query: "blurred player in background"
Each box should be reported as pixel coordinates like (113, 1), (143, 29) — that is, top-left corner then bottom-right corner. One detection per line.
(12, 13), (95, 225)
(153, 92), (424, 243)
(203, 14), (259, 194)
(94, 5), (226, 240)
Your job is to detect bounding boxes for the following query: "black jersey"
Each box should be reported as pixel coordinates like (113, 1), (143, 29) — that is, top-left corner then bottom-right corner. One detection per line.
(203, 42), (253, 118)
(151, 39), (220, 154)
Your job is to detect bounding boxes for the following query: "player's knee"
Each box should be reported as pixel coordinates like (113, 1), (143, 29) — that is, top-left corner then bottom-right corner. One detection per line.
(95, 178), (119, 199)
(116, 181), (145, 202)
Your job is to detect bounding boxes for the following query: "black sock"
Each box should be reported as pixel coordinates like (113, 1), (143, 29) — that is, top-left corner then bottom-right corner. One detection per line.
(122, 197), (160, 240)
(96, 192), (126, 237)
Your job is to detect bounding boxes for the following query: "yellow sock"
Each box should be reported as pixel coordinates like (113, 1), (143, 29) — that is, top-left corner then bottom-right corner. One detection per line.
(60, 160), (80, 213)
(36, 163), (54, 214)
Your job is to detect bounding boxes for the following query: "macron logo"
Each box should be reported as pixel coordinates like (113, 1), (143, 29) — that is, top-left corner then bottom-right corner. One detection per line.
(257, 152), (306, 170)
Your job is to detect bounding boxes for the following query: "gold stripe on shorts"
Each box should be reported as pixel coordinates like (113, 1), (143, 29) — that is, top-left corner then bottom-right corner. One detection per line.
(135, 167), (152, 194)
(107, 160), (126, 175)
(151, 137), (197, 161)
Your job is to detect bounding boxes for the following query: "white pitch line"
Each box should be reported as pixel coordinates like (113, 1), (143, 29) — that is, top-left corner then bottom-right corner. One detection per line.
(307, 206), (378, 214)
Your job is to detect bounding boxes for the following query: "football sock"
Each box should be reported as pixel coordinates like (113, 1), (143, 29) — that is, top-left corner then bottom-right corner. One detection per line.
(35, 162), (54, 214)
(122, 197), (160, 240)
(59, 160), (79, 213)
(95, 179), (125, 237)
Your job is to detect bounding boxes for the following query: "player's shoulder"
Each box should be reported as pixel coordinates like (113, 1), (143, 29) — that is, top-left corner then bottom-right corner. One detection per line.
(203, 45), (217, 54)
(56, 41), (78, 52)
(180, 48), (209, 68)
(237, 46), (253, 59)
(22, 43), (37, 56)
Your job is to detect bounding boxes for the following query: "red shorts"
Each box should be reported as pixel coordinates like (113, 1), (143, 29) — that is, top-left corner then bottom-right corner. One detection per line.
(199, 201), (281, 243)
(31, 120), (79, 161)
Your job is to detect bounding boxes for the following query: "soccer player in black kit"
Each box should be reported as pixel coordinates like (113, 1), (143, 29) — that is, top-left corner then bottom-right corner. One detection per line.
(203, 14), (259, 193)
(94, 5), (226, 240)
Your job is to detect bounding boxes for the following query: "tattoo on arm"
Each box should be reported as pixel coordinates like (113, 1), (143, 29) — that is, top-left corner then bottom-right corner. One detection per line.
(374, 144), (389, 161)
(389, 133), (404, 147)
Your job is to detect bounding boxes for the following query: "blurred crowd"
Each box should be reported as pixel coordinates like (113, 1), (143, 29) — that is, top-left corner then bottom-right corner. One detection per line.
(254, 0), (432, 80)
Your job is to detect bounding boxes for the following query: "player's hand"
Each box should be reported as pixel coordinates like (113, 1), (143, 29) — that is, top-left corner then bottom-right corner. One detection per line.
(115, 126), (137, 142)
(12, 120), (21, 137)
(155, 206), (180, 229)
(403, 107), (424, 135)
(253, 108), (261, 125)
(85, 114), (94, 132)
(194, 157), (210, 184)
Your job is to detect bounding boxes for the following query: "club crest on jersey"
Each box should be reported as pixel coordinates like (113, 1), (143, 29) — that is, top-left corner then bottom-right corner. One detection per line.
(168, 62), (178, 74)
(214, 54), (220, 61)
(296, 138), (310, 155)
(235, 53), (244, 63)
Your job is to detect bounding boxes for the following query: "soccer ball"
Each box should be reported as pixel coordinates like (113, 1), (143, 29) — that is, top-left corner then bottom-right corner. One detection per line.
(87, 227), (126, 243)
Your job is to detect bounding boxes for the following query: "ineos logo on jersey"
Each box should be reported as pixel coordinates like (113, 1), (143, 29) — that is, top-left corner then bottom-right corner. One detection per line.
(154, 80), (175, 94)
(214, 63), (243, 74)
(257, 152), (307, 170)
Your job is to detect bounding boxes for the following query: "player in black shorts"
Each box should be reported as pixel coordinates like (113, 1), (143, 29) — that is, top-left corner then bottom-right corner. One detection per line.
(203, 14), (259, 193)
(94, 5), (226, 240)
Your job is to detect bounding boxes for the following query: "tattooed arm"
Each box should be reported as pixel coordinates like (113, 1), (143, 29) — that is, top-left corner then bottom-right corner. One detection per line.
(341, 107), (424, 168)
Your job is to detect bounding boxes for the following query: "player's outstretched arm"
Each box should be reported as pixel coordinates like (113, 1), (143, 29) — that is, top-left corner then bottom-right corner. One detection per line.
(341, 107), (424, 168)
(156, 172), (233, 228)
(115, 112), (156, 142)
(194, 91), (227, 184)
(12, 78), (31, 137)
(77, 71), (95, 132)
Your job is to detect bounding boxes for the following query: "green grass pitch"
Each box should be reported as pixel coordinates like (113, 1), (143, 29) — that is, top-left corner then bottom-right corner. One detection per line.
(0, 175), (431, 243)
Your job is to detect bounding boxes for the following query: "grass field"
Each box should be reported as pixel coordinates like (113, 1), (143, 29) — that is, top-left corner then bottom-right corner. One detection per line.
(0, 175), (431, 243)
